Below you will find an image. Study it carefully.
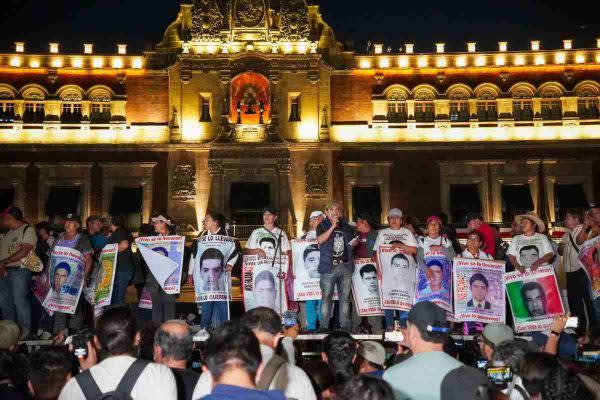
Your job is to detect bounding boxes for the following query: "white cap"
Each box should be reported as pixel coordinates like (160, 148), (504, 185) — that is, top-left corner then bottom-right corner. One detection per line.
(151, 215), (172, 226)
(388, 208), (403, 218)
(309, 211), (324, 220)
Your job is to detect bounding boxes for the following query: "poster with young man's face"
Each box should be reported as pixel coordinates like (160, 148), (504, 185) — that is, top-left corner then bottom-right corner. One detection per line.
(578, 235), (600, 299)
(378, 245), (417, 311)
(192, 235), (237, 303)
(351, 258), (383, 316)
(43, 246), (86, 315)
(504, 265), (564, 333)
(453, 257), (505, 323)
(136, 236), (185, 294)
(415, 250), (453, 313)
(243, 254), (289, 314)
(292, 239), (322, 301)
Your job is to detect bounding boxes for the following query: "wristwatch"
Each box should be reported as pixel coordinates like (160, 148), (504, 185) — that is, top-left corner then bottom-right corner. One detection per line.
(550, 330), (561, 337)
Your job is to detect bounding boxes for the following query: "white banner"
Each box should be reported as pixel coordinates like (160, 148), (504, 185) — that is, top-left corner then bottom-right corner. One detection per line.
(43, 246), (86, 315)
(352, 258), (384, 316)
(136, 236), (184, 294)
(243, 255), (289, 314)
(292, 239), (322, 301)
(378, 245), (417, 311)
(192, 235), (237, 303)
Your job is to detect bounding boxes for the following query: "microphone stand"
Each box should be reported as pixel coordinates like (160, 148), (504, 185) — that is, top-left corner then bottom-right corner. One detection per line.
(270, 226), (285, 323)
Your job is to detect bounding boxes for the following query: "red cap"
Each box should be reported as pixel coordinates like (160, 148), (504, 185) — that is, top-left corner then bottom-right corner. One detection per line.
(426, 215), (443, 226)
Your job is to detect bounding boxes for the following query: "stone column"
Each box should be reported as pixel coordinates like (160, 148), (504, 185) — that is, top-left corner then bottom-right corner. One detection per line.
(277, 158), (292, 227)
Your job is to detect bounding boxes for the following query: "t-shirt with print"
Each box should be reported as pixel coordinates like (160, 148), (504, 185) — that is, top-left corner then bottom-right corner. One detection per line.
(373, 227), (418, 252)
(246, 227), (291, 259)
(418, 235), (453, 254)
(460, 249), (493, 260)
(0, 223), (38, 267)
(331, 229), (348, 264)
(507, 233), (554, 269)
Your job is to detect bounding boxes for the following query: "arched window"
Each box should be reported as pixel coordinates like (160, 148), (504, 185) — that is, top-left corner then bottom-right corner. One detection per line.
(89, 88), (112, 123)
(540, 86), (562, 121)
(512, 87), (534, 121)
(576, 85), (600, 120)
(476, 89), (498, 122)
(448, 88), (470, 122)
(0, 88), (15, 123)
(386, 89), (408, 123)
(413, 88), (435, 123)
(60, 89), (83, 123)
(22, 87), (46, 123)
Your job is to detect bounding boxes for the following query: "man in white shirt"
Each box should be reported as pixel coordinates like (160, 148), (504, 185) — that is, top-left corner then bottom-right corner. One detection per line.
(193, 307), (317, 400)
(246, 207), (291, 259)
(559, 208), (596, 330)
(59, 307), (177, 400)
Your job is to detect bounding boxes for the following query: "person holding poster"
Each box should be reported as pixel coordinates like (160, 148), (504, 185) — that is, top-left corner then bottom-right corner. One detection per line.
(577, 202), (600, 319)
(105, 216), (136, 306)
(352, 259), (383, 317)
(373, 208), (418, 330)
(243, 255), (288, 314)
(378, 246), (417, 316)
(47, 214), (93, 342)
(504, 265), (564, 332)
(507, 212), (554, 273)
(189, 211), (239, 330)
(94, 243), (118, 309)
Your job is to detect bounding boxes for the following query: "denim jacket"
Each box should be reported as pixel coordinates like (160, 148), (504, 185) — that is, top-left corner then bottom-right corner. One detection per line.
(317, 217), (356, 274)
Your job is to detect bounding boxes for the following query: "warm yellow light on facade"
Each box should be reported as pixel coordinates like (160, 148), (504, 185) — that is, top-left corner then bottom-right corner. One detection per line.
(93, 57), (104, 68)
(563, 40), (573, 50)
(72, 58), (84, 68)
(379, 57), (390, 68)
(29, 59), (40, 68)
(575, 53), (586, 64)
(112, 58), (123, 69)
(359, 58), (371, 69)
(531, 41), (540, 51)
(297, 42), (308, 54)
(282, 42), (293, 54)
(405, 44), (414, 54)
(206, 44), (218, 54)
(84, 44), (93, 54)
(417, 56), (428, 68)
(49, 43), (59, 54)
(15, 42), (25, 53)
(495, 55), (506, 66)
(436, 43), (445, 53)
(514, 55), (525, 66)
(555, 53), (566, 64)
(10, 57), (22, 67)
(467, 42), (476, 52)
(118, 44), (127, 54)
(535, 55), (545, 65)
(374, 44), (383, 54)
(498, 42), (508, 52)
(51, 58), (63, 68)
(456, 56), (467, 67)
(475, 56), (486, 66)
(436, 56), (447, 68)
(597, 38), (600, 48)
(596, 53), (600, 63)
(132, 57), (143, 69)
(398, 55), (409, 68)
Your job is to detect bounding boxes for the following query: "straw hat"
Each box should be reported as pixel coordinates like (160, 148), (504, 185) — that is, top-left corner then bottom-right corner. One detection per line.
(515, 212), (545, 233)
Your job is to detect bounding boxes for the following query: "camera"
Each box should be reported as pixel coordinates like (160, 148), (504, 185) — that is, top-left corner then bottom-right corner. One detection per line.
(486, 366), (513, 389)
(70, 331), (94, 358)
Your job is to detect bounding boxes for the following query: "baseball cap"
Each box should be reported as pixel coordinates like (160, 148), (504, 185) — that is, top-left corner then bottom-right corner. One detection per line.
(388, 208), (403, 218)
(151, 214), (173, 226)
(65, 213), (82, 224)
(1, 205), (23, 221)
(309, 211), (324, 220)
(482, 323), (514, 347)
(357, 341), (386, 367)
(441, 366), (494, 400)
(0, 320), (21, 350)
(262, 206), (279, 216)
(407, 301), (449, 335)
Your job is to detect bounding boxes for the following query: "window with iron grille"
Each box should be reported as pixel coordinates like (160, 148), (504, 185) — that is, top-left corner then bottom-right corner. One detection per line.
(61, 102), (83, 123)
(578, 98), (599, 119)
(23, 102), (45, 123)
(449, 100), (469, 122)
(90, 102), (111, 123)
(414, 101), (435, 122)
(387, 101), (408, 122)
(477, 100), (498, 121)
(513, 99), (533, 121)
(0, 102), (15, 122)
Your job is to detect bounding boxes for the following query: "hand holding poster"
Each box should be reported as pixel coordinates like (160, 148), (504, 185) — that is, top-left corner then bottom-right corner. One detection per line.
(578, 235), (600, 299)
(94, 244), (118, 308)
(32, 270), (53, 315)
(415, 250), (453, 312)
(378, 245), (417, 311)
(243, 254), (289, 314)
(453, 257), (505, 323)
(352, 258), (383, 316)
(42, 246), (86, 314)
(136, 236), (185, 294)
(504, 265), (565, 333)
(292, 239), (322, 301)
(192, 235), (237, 303)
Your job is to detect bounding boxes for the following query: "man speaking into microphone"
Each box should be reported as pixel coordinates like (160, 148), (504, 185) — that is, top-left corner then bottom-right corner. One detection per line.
(316, 200), (358, 332)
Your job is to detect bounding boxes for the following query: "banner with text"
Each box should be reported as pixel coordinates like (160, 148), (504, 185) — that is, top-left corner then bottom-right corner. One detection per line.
(292, 239), (322, 301)
(378, 245), (417, 311)
(352, 258), (384, 316)
(43, 246), (85, 315)
(242, 255), (289, 314)
(192, 235), (237, 303)
(136, 236), (184, 294)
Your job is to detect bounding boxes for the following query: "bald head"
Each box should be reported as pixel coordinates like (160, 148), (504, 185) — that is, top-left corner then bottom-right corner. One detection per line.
(154, 320), (194, 365)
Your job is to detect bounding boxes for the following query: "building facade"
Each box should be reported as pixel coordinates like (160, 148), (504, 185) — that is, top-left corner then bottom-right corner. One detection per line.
(1, 0), (599, 238)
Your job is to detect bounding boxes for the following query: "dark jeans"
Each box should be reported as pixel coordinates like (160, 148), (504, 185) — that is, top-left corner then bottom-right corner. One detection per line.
(0, 268), (32, 334)
(199, 301), (228, 329)
(320, 263), (353, 331)
(111, 270), (133, 306)
(567, 269), (597, 332)
(151, 289), (176, 324)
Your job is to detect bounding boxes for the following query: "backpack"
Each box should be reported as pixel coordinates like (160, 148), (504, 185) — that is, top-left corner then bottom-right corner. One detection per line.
(75, 359), (149, 400)
(256, 354), (288, 392)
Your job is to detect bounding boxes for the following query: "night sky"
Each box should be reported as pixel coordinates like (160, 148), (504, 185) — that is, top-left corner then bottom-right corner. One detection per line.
(0, 0), (597, 54)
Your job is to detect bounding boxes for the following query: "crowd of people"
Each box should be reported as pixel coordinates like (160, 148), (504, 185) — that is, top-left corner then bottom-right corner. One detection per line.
(0, 199), (599, 399)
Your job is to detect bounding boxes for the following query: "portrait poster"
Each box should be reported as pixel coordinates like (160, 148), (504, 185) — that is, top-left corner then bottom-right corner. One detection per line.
(378, 245), (417, 311)
(42, 246), (85, 315)
(504, 265), (565, 333)
(136, 236), (185, 294)
(292, 239), (322, 301)
(453, 257), (505, 323)
(192, 235), (237, 303)
(242, 254), (289, 314)
(94, 244), (118, 308)
(415, 250), (453, 313)
(352, 258), (384, 317)
(138, 287), (153, 310)
(578, 235), (600, 299)
(32, 270), (53, 316)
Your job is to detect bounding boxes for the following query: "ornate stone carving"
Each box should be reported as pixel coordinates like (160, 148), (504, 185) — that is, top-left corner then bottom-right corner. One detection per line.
(235, 0), (265, 28)
(172, 164), (196, 198)
(277, 159), (292, 174)
(208, 159), (224, 175)
(499, 71), (510, 83)
(191, 0), (226, 41)
(279, 0), (310, 41)
(305, 163), (328, 194)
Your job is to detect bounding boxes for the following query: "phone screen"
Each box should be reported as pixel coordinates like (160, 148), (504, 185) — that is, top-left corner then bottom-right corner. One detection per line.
(476, 359), (488, 370)
(487, 366), (513, 388)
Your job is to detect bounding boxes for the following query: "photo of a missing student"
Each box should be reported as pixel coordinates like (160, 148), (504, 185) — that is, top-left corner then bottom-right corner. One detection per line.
(253, 270), (277, 310)
(378, 245), (417, 311)
(467, 273), (491, 310)
(292, 239), (323, 301)
(351, 258), (383, 316)
(199, 248), (225, 292)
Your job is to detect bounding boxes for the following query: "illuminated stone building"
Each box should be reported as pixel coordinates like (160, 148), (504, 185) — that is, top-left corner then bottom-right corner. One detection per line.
(1, 0), (600, 238)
